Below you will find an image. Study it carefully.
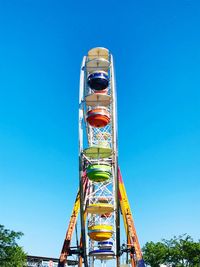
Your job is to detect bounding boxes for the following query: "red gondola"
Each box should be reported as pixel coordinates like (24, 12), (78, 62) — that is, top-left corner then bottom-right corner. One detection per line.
(86, 107), (110, 128)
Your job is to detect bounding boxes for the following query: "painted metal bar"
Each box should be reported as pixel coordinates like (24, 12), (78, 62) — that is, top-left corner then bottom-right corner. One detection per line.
(58, 175), (89, 267)
(79, 55), (89, 267)
(79, 163), (89, 267)
(118, 167), (145, 267)
(79, 56), (86, 153)
(110, 54), (120, 267)
(58, 191), (80, 266)
(58, 173), (88, 267)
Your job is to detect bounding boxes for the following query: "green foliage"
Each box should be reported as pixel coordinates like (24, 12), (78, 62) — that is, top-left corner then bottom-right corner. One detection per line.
(0, 224), (26, 267)
(142, 234), (200, 267)
(142, 241), (169, 267)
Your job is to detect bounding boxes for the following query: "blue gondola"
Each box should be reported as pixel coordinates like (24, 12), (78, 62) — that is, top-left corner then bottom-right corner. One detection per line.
(98, 241), (113, 250)
(87, 71), (109, 91)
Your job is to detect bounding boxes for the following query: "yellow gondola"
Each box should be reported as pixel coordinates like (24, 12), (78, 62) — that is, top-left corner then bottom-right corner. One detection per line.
(88, 225), (113, 241)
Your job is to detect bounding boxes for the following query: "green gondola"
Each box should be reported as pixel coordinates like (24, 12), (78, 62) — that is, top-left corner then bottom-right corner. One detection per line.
(86, 164), (112, 182)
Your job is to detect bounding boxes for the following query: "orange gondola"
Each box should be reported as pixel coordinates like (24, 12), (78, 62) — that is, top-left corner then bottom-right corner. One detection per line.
(86, 107), (110, 128)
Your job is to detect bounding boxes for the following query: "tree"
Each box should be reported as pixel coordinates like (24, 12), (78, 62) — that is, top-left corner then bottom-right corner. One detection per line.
(142, 241), (169, 267)
(0, 224), (26, 267)
(142, 234), (200, 267)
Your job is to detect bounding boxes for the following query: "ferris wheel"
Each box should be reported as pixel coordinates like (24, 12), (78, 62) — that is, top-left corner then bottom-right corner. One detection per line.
(58, 48), (145, 267)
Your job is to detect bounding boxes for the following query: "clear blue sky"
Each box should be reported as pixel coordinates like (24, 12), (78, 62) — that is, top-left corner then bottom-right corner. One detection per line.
(0, 0), (200, 258)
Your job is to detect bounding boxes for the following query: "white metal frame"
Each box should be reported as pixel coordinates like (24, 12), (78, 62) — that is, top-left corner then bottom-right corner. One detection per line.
(79, 49), (119, 267)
